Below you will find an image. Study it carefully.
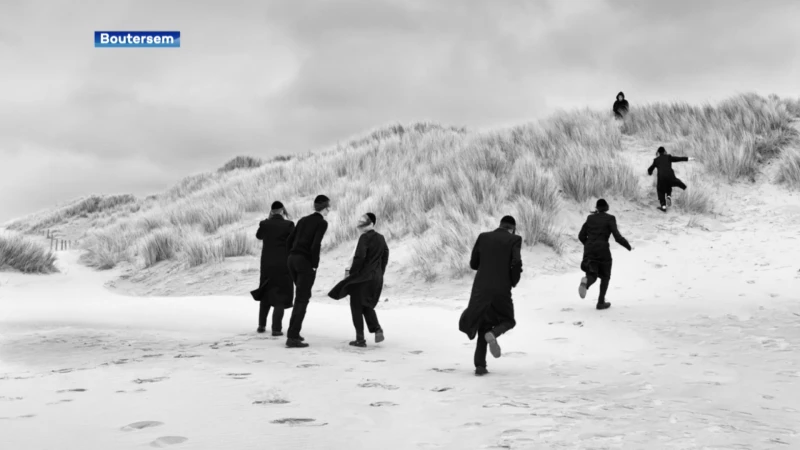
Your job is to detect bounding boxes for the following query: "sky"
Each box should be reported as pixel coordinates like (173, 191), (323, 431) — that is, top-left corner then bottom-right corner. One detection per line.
(1, 0), (799, 223)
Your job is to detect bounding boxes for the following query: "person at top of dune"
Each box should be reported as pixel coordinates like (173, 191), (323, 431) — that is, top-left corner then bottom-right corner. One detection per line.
(284, 195), (330, 348)
(647, 146), (696, 212)
(252, 201), (295, 336)
(458, 215), (523, 377)
(578, 199), (632, 310)
(613, 92), (629, 120)
(327, 212), (389, 348)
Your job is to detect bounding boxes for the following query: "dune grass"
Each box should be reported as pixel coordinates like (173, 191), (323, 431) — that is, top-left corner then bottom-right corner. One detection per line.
(0, 231), (58, 273)
(622, 93), (799, 182)
(29, 93), (798, 281)
(6, 194), (139, 234)
(776, 147), (800, 189)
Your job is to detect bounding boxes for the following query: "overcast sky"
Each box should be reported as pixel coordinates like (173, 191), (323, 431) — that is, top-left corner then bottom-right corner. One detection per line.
(1, 0), (799, 223)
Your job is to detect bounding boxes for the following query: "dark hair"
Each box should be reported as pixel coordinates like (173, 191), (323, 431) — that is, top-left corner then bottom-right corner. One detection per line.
(313, 195), (330, 212)
(596, 198), (609, 212)
(657, 146), (666, 155)
(365, 212), (376, 226)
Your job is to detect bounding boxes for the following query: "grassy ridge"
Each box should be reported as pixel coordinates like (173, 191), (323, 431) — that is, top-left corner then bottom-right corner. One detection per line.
(6, 93), (800, 281)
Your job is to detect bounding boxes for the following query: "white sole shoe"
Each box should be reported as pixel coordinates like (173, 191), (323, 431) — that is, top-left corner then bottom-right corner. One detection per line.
(485, 332), (501, 358)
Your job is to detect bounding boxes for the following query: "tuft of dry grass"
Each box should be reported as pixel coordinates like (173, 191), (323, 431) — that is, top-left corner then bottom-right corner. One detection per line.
(0, 231), (59, 273)
(776, 147), (800, 189)
(219, 156), (264, 172)
(141, 228), (181, 268)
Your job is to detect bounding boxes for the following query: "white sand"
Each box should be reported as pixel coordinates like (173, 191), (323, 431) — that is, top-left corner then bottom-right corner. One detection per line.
(3, 189), (800, 449)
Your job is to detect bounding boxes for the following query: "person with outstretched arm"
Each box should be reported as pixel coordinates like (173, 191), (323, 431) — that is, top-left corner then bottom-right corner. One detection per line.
(284, 195), (330, 348)
(252, 201), (295, 336)
(327, 213), (389, 348)
(578, 199), (632, 310)
(647, 146), (696, 212)
(458, 216), (523, 377)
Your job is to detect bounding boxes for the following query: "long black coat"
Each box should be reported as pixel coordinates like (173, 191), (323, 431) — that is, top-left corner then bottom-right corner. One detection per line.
(287, 212), (328, 269)
(328, 230), (389, 308)
(252, 215), (295, 308)
(458, 228), (523, 340)
(578, 212), (631, 263)
(647, 154), (689, 182)
(613, 92), (629, 119)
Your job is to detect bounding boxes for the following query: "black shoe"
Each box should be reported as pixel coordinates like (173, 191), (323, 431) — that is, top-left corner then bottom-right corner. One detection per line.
(660, 205), (667, 212)
(578, 277), (587, 299)
(256, 327), (266, 333)
(596, 301), (611, 310)
(666, 195), (672, 208)
(298, 335), (305, 342)
(286, 338), (309, 348)
(271, 330), (284, 337)
(375, 329), (384, 343)
(475, 366), (489, 376)
(349, 339), (367, 347)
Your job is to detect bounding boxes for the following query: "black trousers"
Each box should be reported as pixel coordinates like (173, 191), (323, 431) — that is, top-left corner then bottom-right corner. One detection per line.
(474, 321), (514, 368)
(584, 259), (612, 303)
(657, 177), (687, 207)
(258, 301), (284, 331)
(350, 291), (381, 339)
(287, 254), (317, 339)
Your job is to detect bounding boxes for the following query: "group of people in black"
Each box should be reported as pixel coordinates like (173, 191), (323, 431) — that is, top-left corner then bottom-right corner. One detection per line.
(251, 92), (696, 375)
(252, 195), (389, 349)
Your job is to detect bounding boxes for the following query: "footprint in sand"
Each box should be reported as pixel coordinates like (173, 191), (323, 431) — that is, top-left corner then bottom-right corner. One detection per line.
(174, 354), (201, 359)
(362, 360), (386, 363)
(561, 308), (574, 312)
(226, 373), (251, 379)
(271, 418), (327, 426)
(133, 377), (169, 384)
(297, 364), (319, 368)
(52, 368), (74, 374)
(46, 399), (74, 405)
(407, 350), (423, 355)
(0, 396), (23, 402)
(121, 421), (164, 431)
(431, 387), (453, 392)
(358, 382), (399, 390)
(483, 401), (529, 408)
(57, 388), (87, 393)
(370, 401), (398, 407)
(254, 398), (290, 405)
(777, 371), (800, 378)
(431, 368), (456, 373)
(143, 354), (164, 358)
(150, 436), (188, 447)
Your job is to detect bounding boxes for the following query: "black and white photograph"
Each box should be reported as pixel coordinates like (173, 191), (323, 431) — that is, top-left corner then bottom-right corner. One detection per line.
(2, 0), (800, 448)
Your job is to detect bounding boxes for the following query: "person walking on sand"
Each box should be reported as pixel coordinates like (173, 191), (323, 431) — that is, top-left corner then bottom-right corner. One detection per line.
(327, 213), (389, 348)
(647, 146), (696, 212)
(252, 201), (295, 336)
(613, 92), (629, 120)
(577, 199), (632, 310)
(458, 216), (523, 377)
(284, 195), (331, 348)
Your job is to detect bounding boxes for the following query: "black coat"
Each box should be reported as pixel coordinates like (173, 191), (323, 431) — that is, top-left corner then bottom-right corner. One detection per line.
(458, 228), (523, 340)
(613, 92), (629, 119)
(578, 212), (631, 263)
(251, 215), (295, 308)
(647, 154), (689, 182)
(287, 212), (328, 269)
(328, 230), (389, 308)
